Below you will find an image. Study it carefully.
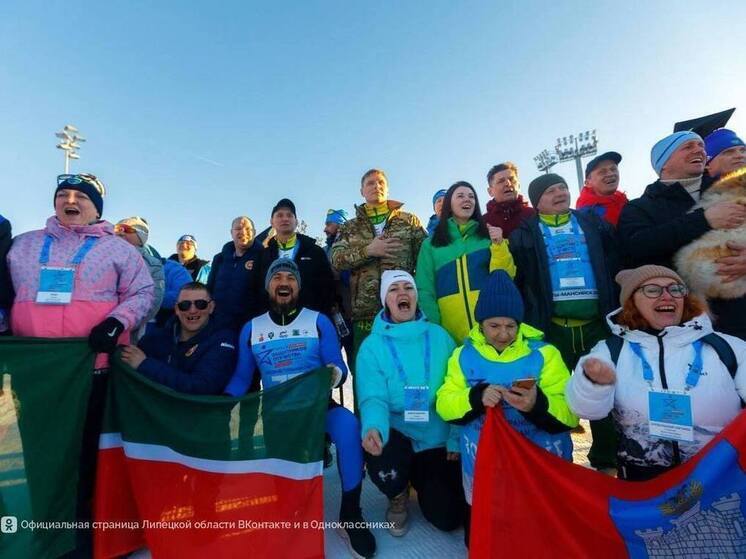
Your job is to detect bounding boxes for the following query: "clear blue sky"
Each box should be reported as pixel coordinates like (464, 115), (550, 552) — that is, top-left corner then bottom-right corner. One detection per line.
(2, 1), (745, 258)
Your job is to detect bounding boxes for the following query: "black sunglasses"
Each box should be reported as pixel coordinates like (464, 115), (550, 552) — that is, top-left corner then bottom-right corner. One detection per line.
(176, 299), (211, 311)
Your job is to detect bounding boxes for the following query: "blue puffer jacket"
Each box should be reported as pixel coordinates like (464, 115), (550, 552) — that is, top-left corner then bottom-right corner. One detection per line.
(207, 240), (264, 331)
(137, 317), (238, 395)
(356, 310), (459, 452)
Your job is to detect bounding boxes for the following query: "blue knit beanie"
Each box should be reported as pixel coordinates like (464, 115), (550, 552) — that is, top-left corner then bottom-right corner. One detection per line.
(325, 209), (348, 225)
(704, 128), (745, 161)
(650, 131), (702, 176)
(474, 270), (524, 323)
(432, 189), (447, 207)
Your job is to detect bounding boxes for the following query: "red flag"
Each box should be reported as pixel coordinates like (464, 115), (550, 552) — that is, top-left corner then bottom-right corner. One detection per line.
(94, 361), (329, 559)
(471, 407), (746, 558)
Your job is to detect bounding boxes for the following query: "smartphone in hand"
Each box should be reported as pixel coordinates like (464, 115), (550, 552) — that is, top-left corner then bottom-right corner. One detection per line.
(511, 378), (537, 391)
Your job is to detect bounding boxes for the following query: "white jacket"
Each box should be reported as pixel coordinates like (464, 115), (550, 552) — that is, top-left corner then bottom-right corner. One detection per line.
(566, 311), (746, 468)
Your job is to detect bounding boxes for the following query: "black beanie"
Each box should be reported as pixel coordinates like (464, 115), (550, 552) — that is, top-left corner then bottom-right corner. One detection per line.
(272, 198), (296, 217)
(527, 173), (567, 209)
(54, 174), (105, 217)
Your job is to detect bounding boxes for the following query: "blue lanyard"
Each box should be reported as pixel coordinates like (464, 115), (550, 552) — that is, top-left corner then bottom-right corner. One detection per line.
(39, 235), (97, 266)
(628, 339), (704, 390)
(383, 332), (431, 386)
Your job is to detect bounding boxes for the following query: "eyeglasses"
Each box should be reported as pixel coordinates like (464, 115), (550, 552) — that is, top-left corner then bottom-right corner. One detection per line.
(176, 299), (211, 311)
(114, 224), (136, 234)
(636, 284), (688, 299)
(57, 173), (107, 196)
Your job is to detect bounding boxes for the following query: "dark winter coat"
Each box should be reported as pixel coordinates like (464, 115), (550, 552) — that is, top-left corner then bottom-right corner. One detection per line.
(207, 240), (264, 331)
(138, 318), (237, 395)
(617, 176), (714, 269)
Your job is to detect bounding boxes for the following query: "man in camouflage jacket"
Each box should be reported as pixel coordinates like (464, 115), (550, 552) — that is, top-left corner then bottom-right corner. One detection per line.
(331, 169), (426, 369)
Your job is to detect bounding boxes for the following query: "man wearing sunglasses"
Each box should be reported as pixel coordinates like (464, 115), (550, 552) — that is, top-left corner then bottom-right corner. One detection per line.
(120, 282), (237, 395)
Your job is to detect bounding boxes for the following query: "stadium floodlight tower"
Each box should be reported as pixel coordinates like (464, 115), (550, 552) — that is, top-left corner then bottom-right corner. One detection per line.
(554, 130), (598, 194)
(55, 124), (86, 173)
(533, 149), (559, 175)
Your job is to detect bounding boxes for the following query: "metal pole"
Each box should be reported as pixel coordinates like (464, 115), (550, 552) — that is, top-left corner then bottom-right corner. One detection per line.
(574, 155), (583, 194)
(64, 151), (69, 174)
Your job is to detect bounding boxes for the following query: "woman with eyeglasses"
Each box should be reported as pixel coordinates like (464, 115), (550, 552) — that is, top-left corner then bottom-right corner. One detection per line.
(566, 265), (746, 481)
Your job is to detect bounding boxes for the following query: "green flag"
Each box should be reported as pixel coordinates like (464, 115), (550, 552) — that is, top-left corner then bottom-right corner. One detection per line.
(95, 357), (329, 558)
(0, 338), (94, 559)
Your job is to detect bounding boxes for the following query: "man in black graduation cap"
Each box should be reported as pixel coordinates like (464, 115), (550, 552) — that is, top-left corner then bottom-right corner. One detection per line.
(618, 109), (746, 339)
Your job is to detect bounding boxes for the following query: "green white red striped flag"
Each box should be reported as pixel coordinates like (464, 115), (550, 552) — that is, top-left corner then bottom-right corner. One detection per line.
(0, 338), (94, 559)
(94, 356), (329, 559)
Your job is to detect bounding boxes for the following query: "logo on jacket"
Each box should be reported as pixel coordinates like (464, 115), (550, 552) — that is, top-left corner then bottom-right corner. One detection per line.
(245, 260), (254, 270)
(378, 469), (398, 482)
(279, 331), (288, 339)
(185, 344), (198, 357)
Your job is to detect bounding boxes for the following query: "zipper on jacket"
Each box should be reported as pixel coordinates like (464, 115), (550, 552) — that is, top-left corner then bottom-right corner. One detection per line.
(656, 335), (682, 466)
(457, 254), (473, 330)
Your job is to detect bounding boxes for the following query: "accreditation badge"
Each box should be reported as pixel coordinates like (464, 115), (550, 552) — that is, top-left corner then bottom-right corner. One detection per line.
(404, 386), (430, 422)
(36, 267), (75, 304)
(648, 389), (694, 443)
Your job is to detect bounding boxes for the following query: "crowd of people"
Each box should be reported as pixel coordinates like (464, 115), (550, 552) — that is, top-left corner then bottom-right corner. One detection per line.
(1, 122), (746, 558)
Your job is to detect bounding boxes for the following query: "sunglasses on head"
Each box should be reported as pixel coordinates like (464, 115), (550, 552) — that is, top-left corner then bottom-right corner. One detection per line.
(115, 224), (136, 234)
(57, 173), (106, 195)
(636, 284), (688, 299)
(177, 299), (211, 311)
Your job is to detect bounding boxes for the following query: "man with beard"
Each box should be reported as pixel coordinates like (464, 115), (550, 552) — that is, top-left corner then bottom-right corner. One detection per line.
(509, 173), (621, 473)
(224, 258), (376, 559)
(207, 216), (264, 331)
(576, 152), (628, 226)
(483, 162), (535, 238)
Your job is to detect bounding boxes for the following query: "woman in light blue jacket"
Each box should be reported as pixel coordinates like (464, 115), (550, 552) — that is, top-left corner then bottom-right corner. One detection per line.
(356, 270), (465, 537)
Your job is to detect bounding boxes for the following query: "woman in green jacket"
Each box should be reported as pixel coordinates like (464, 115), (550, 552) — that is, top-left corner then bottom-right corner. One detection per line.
(415, 181), (516, 344)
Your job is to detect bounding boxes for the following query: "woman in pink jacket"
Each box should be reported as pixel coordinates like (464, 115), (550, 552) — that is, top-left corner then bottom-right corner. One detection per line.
(7, 173), (154, 554)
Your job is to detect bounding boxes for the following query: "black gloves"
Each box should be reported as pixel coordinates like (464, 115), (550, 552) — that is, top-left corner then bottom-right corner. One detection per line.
(89, 317), (125, 353)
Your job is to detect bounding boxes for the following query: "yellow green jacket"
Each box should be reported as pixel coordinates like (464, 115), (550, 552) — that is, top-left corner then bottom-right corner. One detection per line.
(415, 218), (516, 344)
(436, 322), (578, 429)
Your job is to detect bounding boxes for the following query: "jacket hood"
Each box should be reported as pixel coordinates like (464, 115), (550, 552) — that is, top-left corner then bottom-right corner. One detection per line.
(371, 309), (430, 339)
(465, 320), (545, 360)
(45, 216), (114, 238)
(606, 308), (715, 348)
